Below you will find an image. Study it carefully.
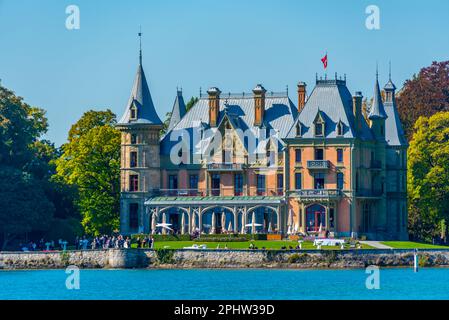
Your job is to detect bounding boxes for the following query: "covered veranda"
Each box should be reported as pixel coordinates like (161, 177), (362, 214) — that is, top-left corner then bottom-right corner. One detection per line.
(145, 195), (285, 235)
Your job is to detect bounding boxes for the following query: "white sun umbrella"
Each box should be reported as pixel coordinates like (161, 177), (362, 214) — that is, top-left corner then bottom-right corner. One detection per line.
(162, 212), (167, 235)
(318, 222), (323, 233)
(181, 213), (185, 235)
(268, 222), (273, 233)
(151, 213), (157, 235)
(211, 213), (216, 234)
(227, 221), (233, 233)
(287, 225), (292, 235)
(221, 212), (226, 232)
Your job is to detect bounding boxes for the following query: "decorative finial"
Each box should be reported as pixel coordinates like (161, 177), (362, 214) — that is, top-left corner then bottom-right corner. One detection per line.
(389, 61), (392, 81)
(286, 84), (288, 95)
(138, 26), (142, 65)
(376, 61), (379, 80)
(199, 87), (202, 97)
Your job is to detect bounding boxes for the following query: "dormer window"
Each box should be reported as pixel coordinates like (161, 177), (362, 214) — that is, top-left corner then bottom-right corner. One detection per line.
(313, 111), (325, 137)
(315, 121), (324, 137)
(296, 123), (302, 137)
(337, 121), (344, 136)
(130, 106), (137, 120)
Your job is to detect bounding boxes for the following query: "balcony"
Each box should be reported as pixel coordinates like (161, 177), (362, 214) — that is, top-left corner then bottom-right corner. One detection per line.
(291, 189), (342, 200)
(206, 163), (244, 171)
(306, 160), (330, 170)
(155, 187), (284, 197)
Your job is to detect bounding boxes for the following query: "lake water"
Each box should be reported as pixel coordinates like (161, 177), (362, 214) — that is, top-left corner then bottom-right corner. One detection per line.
(1, 268), (449, 300)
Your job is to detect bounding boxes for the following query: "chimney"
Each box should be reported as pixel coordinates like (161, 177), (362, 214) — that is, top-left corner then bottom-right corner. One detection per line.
(297, 82), (307, 113)
(207, 87), (221, 127)
(253, 84), (266, 127)
(353, 91), (363, 134)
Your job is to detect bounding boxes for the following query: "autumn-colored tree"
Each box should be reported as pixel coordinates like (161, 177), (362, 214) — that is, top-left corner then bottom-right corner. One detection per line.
(408, 112), (449, 241)
(397, 61), (449, 140)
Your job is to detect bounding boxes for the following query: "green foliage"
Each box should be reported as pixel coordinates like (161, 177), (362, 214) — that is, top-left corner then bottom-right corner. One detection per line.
(408, 112), (449, 241)
(55, 110), (121, 236)
(155, 248), (175, 264)
(185, 96), (198, 112)
(0, 166), (54, 250)
(131, 234), (191, 242)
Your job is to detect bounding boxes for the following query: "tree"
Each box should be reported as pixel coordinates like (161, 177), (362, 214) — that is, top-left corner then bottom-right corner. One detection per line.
(67, 109), (116, 142)
(55, 111), (120, 235)
(397, 61), (449, 140)
(0, 86), (48, 169)
(407, 112), (449, 241)
(186, 96), (198, 112)
(0, 166), (54, 250)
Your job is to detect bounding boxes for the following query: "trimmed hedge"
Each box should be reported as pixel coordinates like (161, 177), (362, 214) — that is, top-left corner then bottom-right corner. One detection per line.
(131, 234), (191, 242)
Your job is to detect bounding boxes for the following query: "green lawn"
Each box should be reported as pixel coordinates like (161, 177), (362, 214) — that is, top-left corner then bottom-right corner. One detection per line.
(381, 241), (449, 249)
(132, 240), (374, 250)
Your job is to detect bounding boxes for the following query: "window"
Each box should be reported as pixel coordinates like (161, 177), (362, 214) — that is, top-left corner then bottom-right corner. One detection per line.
(168, 175), (178, 190)
(315, 148), (324, 160)
(189, 174), (198, 190)
(337, 172), (344, 190)
(130, 106), (137, 120)
(256, 174), (266, 195)
(234, 173), (243, 196)
(295, 149), (302, 162)
(129, 203), (138, 230)
(129, 174), (139, 192)
(315, 121), (324, 136)
(314, 173), (325, 189)
(277, 174), (283, 194)
(130, 134), (137, 144)
(296, 123), (302, 137)
(337, 149), (343, 163)
(295, 173), (302, 190)
(130, 151), (137, 168)
(337, 121), (344, 136)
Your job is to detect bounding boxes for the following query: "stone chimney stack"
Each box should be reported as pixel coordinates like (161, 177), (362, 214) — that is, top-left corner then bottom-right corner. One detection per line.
(353, 91), (363, 134)
(207, 87), (221, 127)
(297, 82), (307, 113)
(253, 84), (266, 127)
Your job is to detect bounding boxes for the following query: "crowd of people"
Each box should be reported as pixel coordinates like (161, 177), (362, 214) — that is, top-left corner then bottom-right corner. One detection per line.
(76, 235), (133, 250)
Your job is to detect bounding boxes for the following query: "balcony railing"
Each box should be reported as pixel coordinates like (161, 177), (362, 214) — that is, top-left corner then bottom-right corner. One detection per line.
(306, 160), (330, 169)
(292, 189), (342, 199)
(206, 163), (244, 171)
(155, 187), (284, 197)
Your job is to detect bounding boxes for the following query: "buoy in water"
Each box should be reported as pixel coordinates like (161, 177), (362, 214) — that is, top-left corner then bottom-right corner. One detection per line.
(414, 249), (419, 272)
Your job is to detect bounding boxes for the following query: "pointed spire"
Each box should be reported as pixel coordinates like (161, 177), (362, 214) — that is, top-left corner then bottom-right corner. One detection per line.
(384, 61), (397, 91)
(369, 67), (387, 120)
(138, 26), (142, 65)
(167, 88), (187, 132)
(117, 32), (162, 125)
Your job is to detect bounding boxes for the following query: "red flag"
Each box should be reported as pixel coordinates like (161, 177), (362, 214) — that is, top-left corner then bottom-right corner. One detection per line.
(321, 53), (328, 69)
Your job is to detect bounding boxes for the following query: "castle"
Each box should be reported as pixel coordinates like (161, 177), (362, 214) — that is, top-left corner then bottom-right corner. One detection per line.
(116, 51), (408, 240)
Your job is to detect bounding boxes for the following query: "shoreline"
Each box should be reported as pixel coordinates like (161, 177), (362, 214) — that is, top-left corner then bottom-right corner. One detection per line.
(2, 248), (449, 270)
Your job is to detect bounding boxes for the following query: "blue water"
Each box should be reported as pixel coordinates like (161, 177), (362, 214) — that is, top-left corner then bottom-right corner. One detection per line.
(1, 268), (448, 300)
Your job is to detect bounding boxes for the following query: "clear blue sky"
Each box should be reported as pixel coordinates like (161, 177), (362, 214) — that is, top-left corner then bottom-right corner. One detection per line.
(0, 0), (448, 146)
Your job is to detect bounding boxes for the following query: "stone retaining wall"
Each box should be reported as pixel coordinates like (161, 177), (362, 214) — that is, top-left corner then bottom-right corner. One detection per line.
(1, 249), (449, 270)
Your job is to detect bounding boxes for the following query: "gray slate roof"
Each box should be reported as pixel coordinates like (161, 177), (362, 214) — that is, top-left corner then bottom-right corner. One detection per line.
(167, 90), (186, 132)
(368, 77), (388, 120)
(161, 93), (298, 155)
(384, 80), (407, 146)
(118, 63), (162, 125)
(286, 79), (373, 140)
